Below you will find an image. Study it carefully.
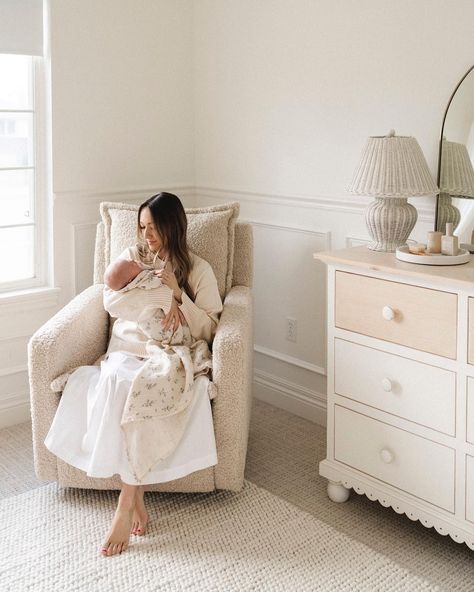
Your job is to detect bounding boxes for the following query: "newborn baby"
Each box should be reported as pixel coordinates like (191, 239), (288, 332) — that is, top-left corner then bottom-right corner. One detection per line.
(104, 257), (192, 346)
(104, 258), (145, 291)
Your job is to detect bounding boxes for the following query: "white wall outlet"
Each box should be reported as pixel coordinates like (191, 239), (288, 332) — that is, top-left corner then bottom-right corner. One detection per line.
(286, 317), (297, 342)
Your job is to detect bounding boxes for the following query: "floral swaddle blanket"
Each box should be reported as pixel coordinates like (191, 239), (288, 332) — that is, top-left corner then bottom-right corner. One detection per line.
(106, 269), (213, 481)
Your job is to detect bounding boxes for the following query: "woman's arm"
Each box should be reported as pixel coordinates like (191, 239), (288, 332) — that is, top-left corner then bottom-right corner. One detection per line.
(177, 258), (223, 343)
(103, 284), (173, 320)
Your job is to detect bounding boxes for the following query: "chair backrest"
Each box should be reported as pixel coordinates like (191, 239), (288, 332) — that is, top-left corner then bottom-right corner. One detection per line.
(94, 201), (253, 295)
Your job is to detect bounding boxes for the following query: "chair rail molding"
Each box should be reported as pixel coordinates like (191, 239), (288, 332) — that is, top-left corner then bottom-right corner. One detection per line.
(196, 185), (367, 214)
(195, 185), (435, 223)
(54, 184), (196, 205)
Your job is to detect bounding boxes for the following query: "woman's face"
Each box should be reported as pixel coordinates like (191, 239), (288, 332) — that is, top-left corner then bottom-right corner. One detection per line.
(139, 207), (164, 253)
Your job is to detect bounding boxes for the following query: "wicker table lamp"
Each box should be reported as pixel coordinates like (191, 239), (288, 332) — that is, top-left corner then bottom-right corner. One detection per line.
(348, 130), (439, 252)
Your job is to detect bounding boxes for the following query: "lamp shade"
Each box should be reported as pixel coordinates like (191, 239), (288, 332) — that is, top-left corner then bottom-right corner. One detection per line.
(440, 140), (474, 198)
(348, 130), (439, 198)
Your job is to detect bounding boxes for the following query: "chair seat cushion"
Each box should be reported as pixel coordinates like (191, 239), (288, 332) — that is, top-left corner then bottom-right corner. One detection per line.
(99, 201), (240, 298)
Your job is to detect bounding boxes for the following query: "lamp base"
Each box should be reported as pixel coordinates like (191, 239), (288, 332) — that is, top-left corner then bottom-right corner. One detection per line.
(436, 193), (461, 234)
(366, 197), (417, 252)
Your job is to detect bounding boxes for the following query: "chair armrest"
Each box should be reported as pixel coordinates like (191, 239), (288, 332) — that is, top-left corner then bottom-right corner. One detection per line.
(28, 284), (109, 481)
(212, 285), (253, 490)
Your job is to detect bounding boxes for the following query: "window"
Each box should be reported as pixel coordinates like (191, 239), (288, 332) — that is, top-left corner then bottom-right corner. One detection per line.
(0, 53), (46, 291)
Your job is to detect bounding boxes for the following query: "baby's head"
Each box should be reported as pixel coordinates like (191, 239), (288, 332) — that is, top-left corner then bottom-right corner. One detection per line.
(105, 259), (142, 291)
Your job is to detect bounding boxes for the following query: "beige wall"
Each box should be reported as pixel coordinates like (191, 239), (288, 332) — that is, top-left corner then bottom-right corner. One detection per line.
(49, 0), (195, 307)
(50, 0), (194, 194)
(194, 0), (473, 196)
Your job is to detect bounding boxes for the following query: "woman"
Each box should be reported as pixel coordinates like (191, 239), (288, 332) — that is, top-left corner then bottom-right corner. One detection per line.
(45, 193), (223, 557)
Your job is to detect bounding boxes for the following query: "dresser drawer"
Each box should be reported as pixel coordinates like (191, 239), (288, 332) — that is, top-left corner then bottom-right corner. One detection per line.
(334, 405), (455, 512)
(469, 298), (474, 365)
(335, 272), (457, 359)
(334, 339), (456, 435)
(467, 455), (474, 523)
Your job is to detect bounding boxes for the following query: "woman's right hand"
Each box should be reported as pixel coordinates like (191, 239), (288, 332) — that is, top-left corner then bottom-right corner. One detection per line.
(162, 297), (186, 332)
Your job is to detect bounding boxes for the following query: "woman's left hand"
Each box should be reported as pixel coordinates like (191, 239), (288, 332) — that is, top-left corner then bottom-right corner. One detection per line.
(162, 297), (186, 332)
(155, 266), (181, 302)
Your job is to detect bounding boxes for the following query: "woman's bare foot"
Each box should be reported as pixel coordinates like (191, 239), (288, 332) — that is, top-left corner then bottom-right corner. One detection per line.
(131, 486), (149, 536)
(101, 485), (137, 557)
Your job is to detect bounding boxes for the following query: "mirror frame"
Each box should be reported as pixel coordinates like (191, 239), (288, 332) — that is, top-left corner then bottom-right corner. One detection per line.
(435, 64), (474, 230)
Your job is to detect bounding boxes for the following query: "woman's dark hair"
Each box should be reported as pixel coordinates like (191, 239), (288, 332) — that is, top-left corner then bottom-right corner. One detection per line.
(137, 192), (194, 299)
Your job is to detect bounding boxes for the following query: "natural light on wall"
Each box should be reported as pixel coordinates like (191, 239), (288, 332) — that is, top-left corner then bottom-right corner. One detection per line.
(0, 0), (45, 291)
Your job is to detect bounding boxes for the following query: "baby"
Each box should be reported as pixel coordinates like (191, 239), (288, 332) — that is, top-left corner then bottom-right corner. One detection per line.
(104, 257), (192, 346)
(104, 258), (146, 291)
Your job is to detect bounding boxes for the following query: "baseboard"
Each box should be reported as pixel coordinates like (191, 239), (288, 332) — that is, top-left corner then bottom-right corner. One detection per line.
(0, 391), (30, 428)
(253, 370), (327, 427)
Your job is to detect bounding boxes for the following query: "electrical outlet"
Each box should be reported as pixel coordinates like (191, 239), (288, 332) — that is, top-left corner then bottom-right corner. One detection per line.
(286, 317), (297, 342)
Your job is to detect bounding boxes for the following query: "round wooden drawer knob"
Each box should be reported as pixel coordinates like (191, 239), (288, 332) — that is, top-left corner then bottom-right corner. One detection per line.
(382, 306), (395, 321)
(380, 448), (394, 464)
(381, 378), (393, 392)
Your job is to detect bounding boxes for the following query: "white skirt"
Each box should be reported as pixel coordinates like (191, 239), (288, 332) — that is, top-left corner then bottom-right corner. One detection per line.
(44, 351), (218, 485)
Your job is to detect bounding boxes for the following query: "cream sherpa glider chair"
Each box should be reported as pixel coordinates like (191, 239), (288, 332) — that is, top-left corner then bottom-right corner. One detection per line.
(28, 201), (253, 492)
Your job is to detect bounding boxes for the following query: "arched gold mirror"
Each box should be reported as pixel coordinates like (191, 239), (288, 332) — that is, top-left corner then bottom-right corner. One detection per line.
(435, 65), (474, 247)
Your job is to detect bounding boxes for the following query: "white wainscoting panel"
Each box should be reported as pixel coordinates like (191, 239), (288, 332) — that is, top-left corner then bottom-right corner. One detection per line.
(252, 221), (329, 369)
(346, 236), (370, 248)
(0, 369), (30, 427)
(0, 287), (60, 426)
(0, 336), (30, 373)
(73, 223), (99, 294)
(0, 293), (59, 343)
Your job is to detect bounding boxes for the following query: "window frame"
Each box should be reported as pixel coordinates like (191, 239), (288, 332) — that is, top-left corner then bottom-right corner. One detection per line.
(0, 54), (50, 294)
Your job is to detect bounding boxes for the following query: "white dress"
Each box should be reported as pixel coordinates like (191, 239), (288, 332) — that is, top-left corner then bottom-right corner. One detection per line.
(45, 351), (217, 485)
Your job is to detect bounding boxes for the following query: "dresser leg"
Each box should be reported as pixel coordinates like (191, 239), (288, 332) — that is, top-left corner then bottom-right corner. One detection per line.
(327, 480), (350, 503)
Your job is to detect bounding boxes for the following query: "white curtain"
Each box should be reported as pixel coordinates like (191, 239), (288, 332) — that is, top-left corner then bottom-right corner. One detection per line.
(0, 0), (43, 56)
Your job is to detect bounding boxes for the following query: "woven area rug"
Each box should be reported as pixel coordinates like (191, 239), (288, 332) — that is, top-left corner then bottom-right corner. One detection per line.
(1, 481), (439, 592)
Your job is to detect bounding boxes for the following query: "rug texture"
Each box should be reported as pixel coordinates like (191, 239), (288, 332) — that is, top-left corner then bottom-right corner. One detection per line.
(1, 480), (439, 592)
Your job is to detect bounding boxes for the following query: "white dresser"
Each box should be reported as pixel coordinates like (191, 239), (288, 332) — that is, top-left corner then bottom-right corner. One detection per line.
(316, 246), (474, 550)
